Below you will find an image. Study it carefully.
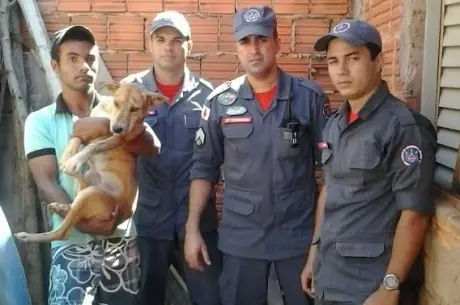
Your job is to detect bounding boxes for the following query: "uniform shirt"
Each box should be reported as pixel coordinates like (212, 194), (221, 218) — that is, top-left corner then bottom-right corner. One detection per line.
(190, 68), (329, 260)
(23, 93), (132, 249)
(314, 81), (437, 303)
(121, 68), (218, 240)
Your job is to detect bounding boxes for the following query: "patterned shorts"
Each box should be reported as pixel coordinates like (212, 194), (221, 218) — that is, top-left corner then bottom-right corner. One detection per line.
(48, 236), (140, 305)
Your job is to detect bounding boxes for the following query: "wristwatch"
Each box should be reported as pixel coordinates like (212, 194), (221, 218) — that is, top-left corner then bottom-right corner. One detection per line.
(383, 274), (400, 291)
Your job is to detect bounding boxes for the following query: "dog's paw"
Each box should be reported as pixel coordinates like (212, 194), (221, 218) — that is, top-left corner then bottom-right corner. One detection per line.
(61, 156), (84, 175)
(48, 202), (70, 215)
(14, 232), (33, 242)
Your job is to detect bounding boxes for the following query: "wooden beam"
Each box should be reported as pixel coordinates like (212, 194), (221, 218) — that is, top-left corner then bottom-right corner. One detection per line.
(16, 0), (61, 101)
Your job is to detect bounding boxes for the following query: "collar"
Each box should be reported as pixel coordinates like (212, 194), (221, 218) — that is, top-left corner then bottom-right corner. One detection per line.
(338, 80), (390, 120)
(54, 90), (99, 115)
(239, 68), (292, 100)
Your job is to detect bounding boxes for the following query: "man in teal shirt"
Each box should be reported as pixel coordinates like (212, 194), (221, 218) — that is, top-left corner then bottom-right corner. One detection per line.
(24, 25), (157, 305)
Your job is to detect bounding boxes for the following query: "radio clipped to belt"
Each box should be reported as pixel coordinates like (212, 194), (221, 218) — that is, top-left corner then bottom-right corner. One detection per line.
(281, 79), (301, 148)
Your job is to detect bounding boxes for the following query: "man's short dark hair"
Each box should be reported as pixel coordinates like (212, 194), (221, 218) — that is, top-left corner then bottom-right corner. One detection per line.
(366, 43), (382, 61)
(50, 26), (96, 61)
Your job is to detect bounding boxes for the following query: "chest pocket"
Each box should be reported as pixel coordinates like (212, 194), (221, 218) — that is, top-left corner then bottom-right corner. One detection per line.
(343, 140), (382, 186)
(276, 126), (307, 158)
(222, 123), (254, 158)
(183, 111), (201, 130)
(171, 110), (200, 151)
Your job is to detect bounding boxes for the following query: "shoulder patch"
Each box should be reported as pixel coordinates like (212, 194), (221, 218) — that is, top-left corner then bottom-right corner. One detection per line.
(296, 77), (326, 97)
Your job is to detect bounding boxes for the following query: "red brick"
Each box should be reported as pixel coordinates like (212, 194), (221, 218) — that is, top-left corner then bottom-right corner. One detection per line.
(277, 56), (309, 77)
(126, 53), (201, 76)
(127, 0), (162, 12)
(219, 16), (234, 52)
(92, 0), (126, 12)
(101, 53), (128, 81)
(200, 0), (235, 13)
(202, 54), (237, 86)
(37, 0), (57, 13)
(164, 0), (198, 13)
(127, 53), (152, 74)
(327, 92), (343, 110)
(273, 0), (309, 15)
(236, 0), (272, 9)
(188, 16), (219, 53)
(294, 18), (330, 53)
(57, 0), (90, 11)
(311, 0), (349, 15)
(309, 58), (335, 93)
(277, 17), (292, 53)
(71, 15), (107, 49)
(42, 14), (71, 35)
(108, 16), (145, 50)
(187, 58), (201, 76)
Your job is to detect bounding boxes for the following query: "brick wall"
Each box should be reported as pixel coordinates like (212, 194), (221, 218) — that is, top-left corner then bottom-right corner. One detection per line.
(29, 0), (353, 111)
(358, 0), (408, 103)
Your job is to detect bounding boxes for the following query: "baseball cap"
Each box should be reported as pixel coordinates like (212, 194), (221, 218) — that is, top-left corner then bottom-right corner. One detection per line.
(313, 19), (382, 52)
(233, 6), (276, 41)
(50, 25), (95, 60)
(149, 11), (191, 40)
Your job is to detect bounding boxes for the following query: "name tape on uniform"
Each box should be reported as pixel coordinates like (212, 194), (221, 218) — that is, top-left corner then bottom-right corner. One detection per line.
(221, 117), (252, 124)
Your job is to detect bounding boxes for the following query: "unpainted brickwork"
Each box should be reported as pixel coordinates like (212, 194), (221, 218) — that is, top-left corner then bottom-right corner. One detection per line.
(28, 0), (353, 111)
(357, 0), (415, 107)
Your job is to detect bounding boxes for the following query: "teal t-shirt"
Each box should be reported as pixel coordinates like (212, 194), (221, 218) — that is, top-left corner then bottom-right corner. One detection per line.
(23, 95), (135, 249)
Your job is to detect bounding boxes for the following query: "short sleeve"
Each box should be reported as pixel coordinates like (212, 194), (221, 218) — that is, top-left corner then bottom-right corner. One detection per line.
(189, 97), (224, 183)
(386, 116), (437, 215)
(24, 112), (55, 160)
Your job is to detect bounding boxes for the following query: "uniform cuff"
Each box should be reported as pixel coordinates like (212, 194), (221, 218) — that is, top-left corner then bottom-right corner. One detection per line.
(395, 190), (435, 215)
(189, 169), (219, 184)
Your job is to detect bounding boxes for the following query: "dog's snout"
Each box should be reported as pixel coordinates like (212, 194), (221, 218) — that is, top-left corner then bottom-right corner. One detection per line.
(112, 126), (124, 134)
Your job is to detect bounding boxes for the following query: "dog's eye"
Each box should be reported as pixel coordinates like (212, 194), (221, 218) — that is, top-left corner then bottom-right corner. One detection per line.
(130, 107), (140, 112)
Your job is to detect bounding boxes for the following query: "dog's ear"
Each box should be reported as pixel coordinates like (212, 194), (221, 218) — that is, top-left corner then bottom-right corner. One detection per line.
(98, 82), (120, 95)
(143, 91), (169, 106)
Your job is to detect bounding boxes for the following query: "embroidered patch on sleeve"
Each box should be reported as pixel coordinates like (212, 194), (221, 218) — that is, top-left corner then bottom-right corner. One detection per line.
(401, 145), (423, 166)
(195, 127), (206, 148)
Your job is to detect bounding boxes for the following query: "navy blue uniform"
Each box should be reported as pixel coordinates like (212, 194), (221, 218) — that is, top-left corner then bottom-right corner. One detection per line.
(313, 81), (437, 305)
(122, 68), (222, 305)
(190, 68), (329, 305)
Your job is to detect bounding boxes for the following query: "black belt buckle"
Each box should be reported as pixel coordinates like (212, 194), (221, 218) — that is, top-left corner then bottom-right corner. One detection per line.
(288, 121), (300, 148)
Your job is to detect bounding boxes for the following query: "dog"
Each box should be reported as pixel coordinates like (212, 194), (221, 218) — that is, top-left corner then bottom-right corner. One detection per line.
(15, 82), (168, 243)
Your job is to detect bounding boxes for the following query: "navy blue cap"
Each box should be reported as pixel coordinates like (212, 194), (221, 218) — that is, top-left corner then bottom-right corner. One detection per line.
(233, 6), (276, 41)
(314, 19), (382, 52)
(51, 25), (95, 60)
(150, 11), (191, 39)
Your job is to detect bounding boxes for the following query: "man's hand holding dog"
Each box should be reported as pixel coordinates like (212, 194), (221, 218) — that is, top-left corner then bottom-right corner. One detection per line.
(73, 117), (111, 143)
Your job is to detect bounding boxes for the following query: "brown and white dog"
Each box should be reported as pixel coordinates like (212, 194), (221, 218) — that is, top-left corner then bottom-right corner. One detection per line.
(15, 82), (168, 243)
